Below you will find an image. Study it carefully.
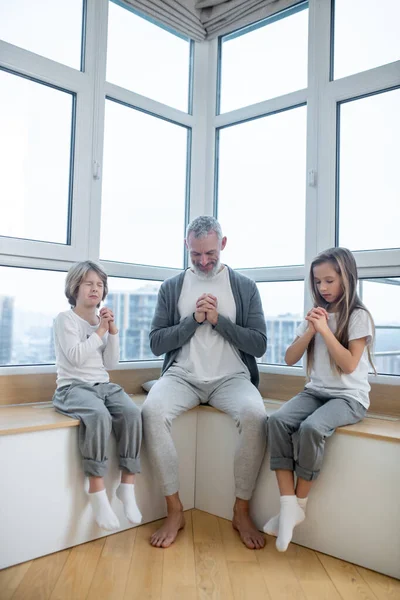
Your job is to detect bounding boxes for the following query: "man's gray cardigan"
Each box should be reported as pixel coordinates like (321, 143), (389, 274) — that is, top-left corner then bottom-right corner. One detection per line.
(149, 266), (267, 388)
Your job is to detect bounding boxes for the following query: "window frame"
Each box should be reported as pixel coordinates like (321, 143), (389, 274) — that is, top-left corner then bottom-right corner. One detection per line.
(1, 0), (399, 383)
(213, 0), (400, 383)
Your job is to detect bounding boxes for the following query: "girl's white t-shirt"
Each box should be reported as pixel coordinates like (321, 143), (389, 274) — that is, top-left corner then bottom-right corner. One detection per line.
(53, 310), (120, 387)
(296, 308), (373, 408)
(173, 267), (249, 381)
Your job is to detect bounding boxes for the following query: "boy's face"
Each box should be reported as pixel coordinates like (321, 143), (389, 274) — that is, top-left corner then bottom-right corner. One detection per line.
(76, 270), (105, 308)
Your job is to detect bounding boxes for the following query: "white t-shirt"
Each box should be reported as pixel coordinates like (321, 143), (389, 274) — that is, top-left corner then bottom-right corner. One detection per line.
(173, 267), (249, 381)
(296, 308), (374, 408)
(53, 310), (120, 387)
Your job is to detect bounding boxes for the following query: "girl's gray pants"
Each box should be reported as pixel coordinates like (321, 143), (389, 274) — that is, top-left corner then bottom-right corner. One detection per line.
(267, 388), (366, 481)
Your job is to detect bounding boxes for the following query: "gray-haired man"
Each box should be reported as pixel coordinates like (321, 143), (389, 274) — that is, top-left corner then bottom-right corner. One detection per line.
(142, 216), (267, 549)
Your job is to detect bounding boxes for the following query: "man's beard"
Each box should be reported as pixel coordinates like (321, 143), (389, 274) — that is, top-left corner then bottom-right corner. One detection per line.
(192, 259), (221, 279)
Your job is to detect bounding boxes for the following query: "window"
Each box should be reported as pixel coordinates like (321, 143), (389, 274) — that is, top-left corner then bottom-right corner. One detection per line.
(333, 0), (400, 80)
(219, 3), (308, 113)
(100, 99), (189, 268)
(0, 266), (66, 366)
(337, 88), (400, 252)
(107, 1), (191, 112)
(0, 70), (74, 244)
(105, 278), (161, 361)
(257, 281), (304, 366)
(217, 106), (307, 268)
(360, 278), (400, 376)
(0, 0), (84, 69)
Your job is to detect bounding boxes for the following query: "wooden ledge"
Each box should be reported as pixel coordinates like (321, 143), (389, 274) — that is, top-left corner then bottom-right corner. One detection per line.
(0, 395), (399, 443)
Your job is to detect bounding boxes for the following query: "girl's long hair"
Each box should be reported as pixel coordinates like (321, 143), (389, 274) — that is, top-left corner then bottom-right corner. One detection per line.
(306, 247), (375, 376)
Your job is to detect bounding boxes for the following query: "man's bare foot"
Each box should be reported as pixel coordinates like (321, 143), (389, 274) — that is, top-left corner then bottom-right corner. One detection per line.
(233, 502), (265, 550)
(150, 510), (185, 548)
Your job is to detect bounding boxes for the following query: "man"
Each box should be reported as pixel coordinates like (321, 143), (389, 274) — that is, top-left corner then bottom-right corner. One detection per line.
(142, 216), (267, 549)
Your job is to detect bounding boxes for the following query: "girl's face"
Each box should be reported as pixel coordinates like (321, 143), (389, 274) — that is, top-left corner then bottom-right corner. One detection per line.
(75, 270), (104, 309)
(313, 261), (343, 304)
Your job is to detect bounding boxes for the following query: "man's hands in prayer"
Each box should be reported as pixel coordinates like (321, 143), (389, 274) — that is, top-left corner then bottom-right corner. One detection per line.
(194, 293), (218, 326)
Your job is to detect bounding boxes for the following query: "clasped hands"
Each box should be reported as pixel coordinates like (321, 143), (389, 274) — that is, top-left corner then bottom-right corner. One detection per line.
(98, 307), (118, 336)
(194, 293), (218, 326)
(305, 306), (330, 334)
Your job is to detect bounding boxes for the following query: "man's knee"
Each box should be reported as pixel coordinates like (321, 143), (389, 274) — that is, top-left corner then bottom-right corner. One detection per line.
(237, 403), (266, 431)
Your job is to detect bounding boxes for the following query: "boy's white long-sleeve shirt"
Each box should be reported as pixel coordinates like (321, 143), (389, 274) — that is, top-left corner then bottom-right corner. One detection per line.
(53, 310), (120, 387)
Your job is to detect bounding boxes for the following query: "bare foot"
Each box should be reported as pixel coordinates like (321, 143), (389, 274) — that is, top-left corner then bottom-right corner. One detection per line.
(150, 510), (185, 548)
(233, 508), (265, 550)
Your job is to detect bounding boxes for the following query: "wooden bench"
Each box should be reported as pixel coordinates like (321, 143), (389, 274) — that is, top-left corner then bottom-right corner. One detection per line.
(1, 396), (399, 579)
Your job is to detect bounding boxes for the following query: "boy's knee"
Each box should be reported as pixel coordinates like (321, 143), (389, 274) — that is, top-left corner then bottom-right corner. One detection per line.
(92, 408), (112, 432)
(124, 402), (142, 425)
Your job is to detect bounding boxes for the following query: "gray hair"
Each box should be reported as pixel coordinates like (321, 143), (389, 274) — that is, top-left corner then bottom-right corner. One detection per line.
(186, 216), (223, 242)
(65, 261), (108, 307)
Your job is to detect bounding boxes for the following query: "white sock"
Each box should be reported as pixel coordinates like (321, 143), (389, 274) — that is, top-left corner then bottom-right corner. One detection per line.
(263, 514), (279, 536)
(88, 489), (120, 531)
(264, 497), (308, 538)
(276, 495), (305, 552)
(297, 496), (308, 512)
(116, 483), (143, 524)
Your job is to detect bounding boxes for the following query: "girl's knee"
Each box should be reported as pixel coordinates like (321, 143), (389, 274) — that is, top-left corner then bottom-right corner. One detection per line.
(298, 419), (322, 440)
(267, 411), (287, 431)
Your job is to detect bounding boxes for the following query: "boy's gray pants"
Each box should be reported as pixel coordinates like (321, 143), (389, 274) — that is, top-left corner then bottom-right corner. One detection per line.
(142, 368), (267, 500)
(53, 381), (142, 477)
(267, 388), (366, 481)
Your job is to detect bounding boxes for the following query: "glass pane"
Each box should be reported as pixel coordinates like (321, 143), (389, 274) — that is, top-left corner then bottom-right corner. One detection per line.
(338, 89), (400, 251)
(0, 70), (74, 244)
(219, 4), (308, 113)
(257, 281), (304, 365)
(0, 266), (66, 366)
(107, 1), (190, 112)
(100, 99), (188, 268)
(217, 106), (306, 268)
(334, 0), (400, 80)
(0, 0), (83, 69)
(106, 278), (161, 361)
(360, 278), (400, 376)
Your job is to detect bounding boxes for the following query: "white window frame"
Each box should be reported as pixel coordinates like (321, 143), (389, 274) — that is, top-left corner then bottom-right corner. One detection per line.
(1, 0), (399, 383)
(212, 0), (400, 384)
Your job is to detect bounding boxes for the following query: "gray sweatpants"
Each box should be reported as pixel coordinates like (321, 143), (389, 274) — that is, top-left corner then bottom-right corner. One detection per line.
(142, 368), (267, 499)
(53, 381), (142, 477)
(267, 388), (366, 481)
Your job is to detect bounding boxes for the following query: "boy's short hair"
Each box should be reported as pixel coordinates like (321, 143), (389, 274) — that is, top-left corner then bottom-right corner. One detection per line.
(65, 261), (108, 307)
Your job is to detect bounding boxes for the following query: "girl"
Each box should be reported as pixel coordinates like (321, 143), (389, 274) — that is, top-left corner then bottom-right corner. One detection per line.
(264, 247), (375, 552)
(53, 261), (142, 531)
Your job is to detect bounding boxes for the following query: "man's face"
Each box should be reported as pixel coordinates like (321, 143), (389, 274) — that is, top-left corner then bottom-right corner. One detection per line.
(186, 231), (227, 279)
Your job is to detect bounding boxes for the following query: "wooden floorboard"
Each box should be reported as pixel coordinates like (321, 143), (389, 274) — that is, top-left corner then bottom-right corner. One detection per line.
(2, 510), (399, 600)
(86, 528), (136, 600)
(49, 538), (105, 600)
(123, 520), (164, 600)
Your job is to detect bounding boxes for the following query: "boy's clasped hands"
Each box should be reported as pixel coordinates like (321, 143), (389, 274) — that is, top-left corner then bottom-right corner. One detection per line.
(98, 307), (118, 336)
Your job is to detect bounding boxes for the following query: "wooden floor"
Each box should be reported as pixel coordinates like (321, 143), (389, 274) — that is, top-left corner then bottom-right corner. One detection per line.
(1, 509), (399, 600)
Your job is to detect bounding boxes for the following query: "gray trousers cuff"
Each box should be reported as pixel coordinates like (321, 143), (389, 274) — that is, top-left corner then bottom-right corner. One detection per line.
(235, 487), (253, 501)
(270, 457), (295, 471)
(120, 457), (141, 474)
(162, 479), (180, 497)
(295, 462), (320, 481)
(83, 458), (108, 477)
